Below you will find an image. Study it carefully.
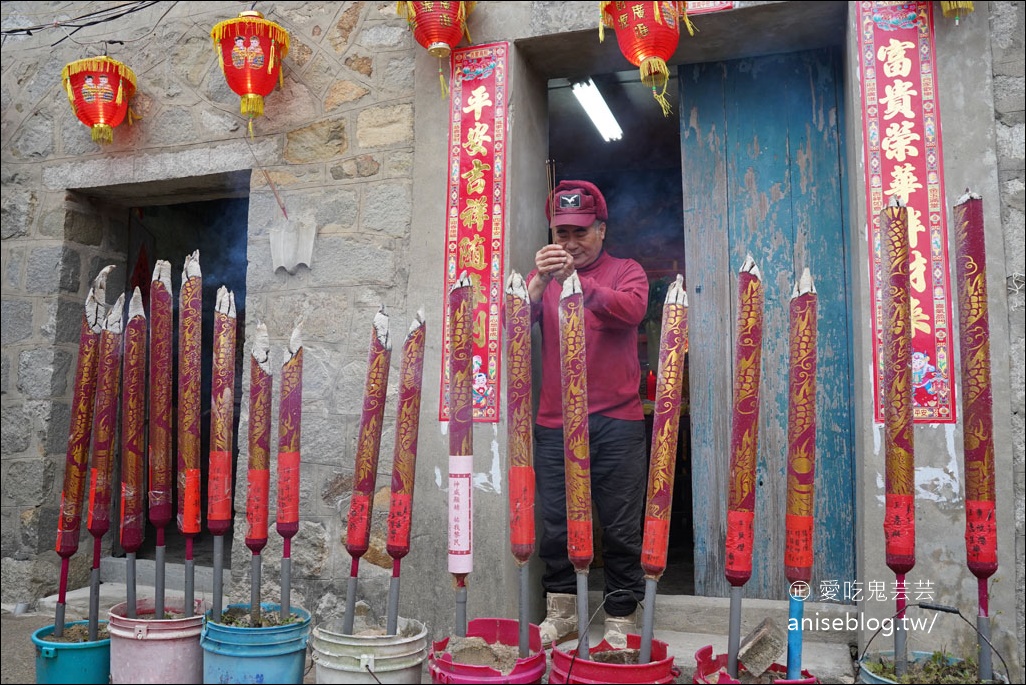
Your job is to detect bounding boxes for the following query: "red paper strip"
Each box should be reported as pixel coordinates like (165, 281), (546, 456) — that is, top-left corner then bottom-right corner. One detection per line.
(567, 519), (593, 566)
(725, 509), (755, 582)
(641, 517), (671, 575)
(387, 492), (413, 557)
(439, 41), (509, 423)
(884, 493), (915, 561)
(785, 514), (815, 572)
(965, 500), (997, 566)
(508, 465), (535, 549)
(277, 451), (300, 525)
(183, 468), (201, 535)
(246, 469), (270, 543)
(858, 1), (955, 423)
(208, 450), (233, 522)
(346, 492), (371, 557)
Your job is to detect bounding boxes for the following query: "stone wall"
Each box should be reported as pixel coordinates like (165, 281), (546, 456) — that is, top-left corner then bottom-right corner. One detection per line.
(1, 1), (418, 613)
(988, 1), (1026, 674)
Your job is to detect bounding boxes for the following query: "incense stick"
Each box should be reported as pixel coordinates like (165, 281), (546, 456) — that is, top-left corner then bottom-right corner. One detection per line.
(148, 261), (173, 619)
(209, 287), (238, 621)
(120, 288), (147, 619)
(247, 322), (272, 626)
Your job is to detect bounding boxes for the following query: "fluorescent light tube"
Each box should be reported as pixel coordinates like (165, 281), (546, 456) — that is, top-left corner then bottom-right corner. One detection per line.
(571, 79), (623, 142)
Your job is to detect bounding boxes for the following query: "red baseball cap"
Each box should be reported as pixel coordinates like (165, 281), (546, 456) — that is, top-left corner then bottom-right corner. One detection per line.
(545, 180), (608, 228)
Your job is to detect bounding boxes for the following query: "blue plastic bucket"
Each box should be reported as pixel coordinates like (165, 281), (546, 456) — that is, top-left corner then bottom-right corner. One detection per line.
(201, 602), (311, 684)
(32, 619), (111, 684)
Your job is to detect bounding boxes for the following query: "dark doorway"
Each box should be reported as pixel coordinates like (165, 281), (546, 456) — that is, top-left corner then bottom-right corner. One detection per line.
(548, 69), (694, 595)
(114, 197), (249, 569)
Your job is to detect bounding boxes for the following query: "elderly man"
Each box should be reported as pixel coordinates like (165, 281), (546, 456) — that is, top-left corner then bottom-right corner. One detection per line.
(527, 180), (649, 649)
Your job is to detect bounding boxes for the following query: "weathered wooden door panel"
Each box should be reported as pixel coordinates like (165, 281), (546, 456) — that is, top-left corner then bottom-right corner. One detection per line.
(681, 48), (855, 599)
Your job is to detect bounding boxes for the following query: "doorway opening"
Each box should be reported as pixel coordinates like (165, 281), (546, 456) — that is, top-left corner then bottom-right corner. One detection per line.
(548, 69), (693, 595)
(84, 171), (251, 571)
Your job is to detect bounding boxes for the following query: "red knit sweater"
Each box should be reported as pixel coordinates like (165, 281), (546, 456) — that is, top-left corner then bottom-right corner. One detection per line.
(530, 250), (648, 429)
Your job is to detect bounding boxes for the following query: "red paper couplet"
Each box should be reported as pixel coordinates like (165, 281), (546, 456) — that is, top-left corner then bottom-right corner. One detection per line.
(387, 492), (412, 557)
(347, 492), (371, 557)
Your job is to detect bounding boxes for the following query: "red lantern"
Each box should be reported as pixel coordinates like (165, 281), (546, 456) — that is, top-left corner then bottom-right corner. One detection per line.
(600, 1), (694, 116)
(397, 2), (476, 95)
(211, 10), (290, 133)
(61, 56), (136, 145)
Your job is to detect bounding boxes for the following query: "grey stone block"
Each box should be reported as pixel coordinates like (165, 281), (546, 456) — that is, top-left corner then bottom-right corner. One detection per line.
(25, 246), (80, 295)
(0, 405), (31, 455)
(362, 181), (412, 237)
(2, 459), (50, 507)
(1, 355), (8, 395)
(17, 348), (72, 399)
(44, 402), (71, 455)
(0, 189), (36, 239)
(1, 300), (32, 346)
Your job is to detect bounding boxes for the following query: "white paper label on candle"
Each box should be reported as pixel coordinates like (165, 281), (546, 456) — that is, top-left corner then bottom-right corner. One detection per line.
(448, 453), (473, 574)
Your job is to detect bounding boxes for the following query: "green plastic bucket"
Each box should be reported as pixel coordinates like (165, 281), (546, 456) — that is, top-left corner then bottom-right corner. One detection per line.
(32, 619), (111, 685)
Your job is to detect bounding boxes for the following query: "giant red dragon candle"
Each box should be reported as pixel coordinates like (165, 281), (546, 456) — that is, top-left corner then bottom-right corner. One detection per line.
(342, 308), (391, 634)
(119, 288), (147, 617)
(505, 273), (535, 566)
(880, 204), (916, 574)
(726, 255), (764, 588)
(880, 203), (915, 676)
(208, 286), (237, 619)
(177, 251), (202, 616)
(86, 293), (124, 640)
(725, 255), (763, 677)
(246, 322), (272, 624)
(147, 260), (173, 618)
(277, 323), (304, 619)
(53, 267), (111, 635)
(505, 272), (535, 657)
(641, 275), (688, 580)
(785, 269), (819, 585)
(784, 269), (818, 680)
(448, 272), (474, 636)
(639, 275), (688, 665)
(953, 191), (998, 681)
(385, 311), (426, 635)
(559, 271), (593, 658)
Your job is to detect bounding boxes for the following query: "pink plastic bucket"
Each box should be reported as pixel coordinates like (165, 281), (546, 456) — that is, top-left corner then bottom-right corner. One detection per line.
(549, 634), (679, 684)
(692, 644), (818, 684)
(428, 617), (546, 684)
(108, 596), (208, 684)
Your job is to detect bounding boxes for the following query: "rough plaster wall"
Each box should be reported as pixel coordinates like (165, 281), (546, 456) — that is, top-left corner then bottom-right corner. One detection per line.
(988, 2), (1026, 679)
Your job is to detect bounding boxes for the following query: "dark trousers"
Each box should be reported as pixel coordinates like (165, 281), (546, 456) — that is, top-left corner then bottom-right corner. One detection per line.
(535, 415), (646, 617)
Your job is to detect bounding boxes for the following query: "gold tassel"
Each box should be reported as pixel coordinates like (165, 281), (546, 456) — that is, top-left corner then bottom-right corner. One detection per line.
(599, 1), (611, 43)
(248, 118), (255, 139)
(240, 93), (265, 118)
(65, 78), (76, 108)
(654, 1), (662, 25)
(681, 2), (697, 36)
(940, 1), (974, 24)
(640, 57), (672, 117)
(91, 124), (114, 145)
(115, 81), (123, 106)
(439, 59), (449, 99)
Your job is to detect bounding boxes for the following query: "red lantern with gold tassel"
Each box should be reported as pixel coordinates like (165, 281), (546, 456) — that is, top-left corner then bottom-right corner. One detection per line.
(61, 56), (136, 144)
(600, 1), (694, 116)
(211, 10), (290, 134)
(397, 2), (476, 96)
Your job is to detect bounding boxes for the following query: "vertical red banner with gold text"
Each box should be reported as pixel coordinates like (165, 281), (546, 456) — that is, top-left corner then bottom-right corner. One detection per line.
(439, 41), (508, 423)
(858, 1), (956, 423)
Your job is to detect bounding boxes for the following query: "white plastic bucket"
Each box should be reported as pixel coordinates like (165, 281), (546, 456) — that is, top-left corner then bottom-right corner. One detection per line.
(311, 616), (427, 684)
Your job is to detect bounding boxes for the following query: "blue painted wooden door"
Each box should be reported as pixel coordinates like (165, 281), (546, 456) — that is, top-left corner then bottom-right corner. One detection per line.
(679, 48), (855, 599)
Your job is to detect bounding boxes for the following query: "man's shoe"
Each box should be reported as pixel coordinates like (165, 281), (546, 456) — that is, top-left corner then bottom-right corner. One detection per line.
(539, 592), (578, 649)
(602, 607), (640, 650)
